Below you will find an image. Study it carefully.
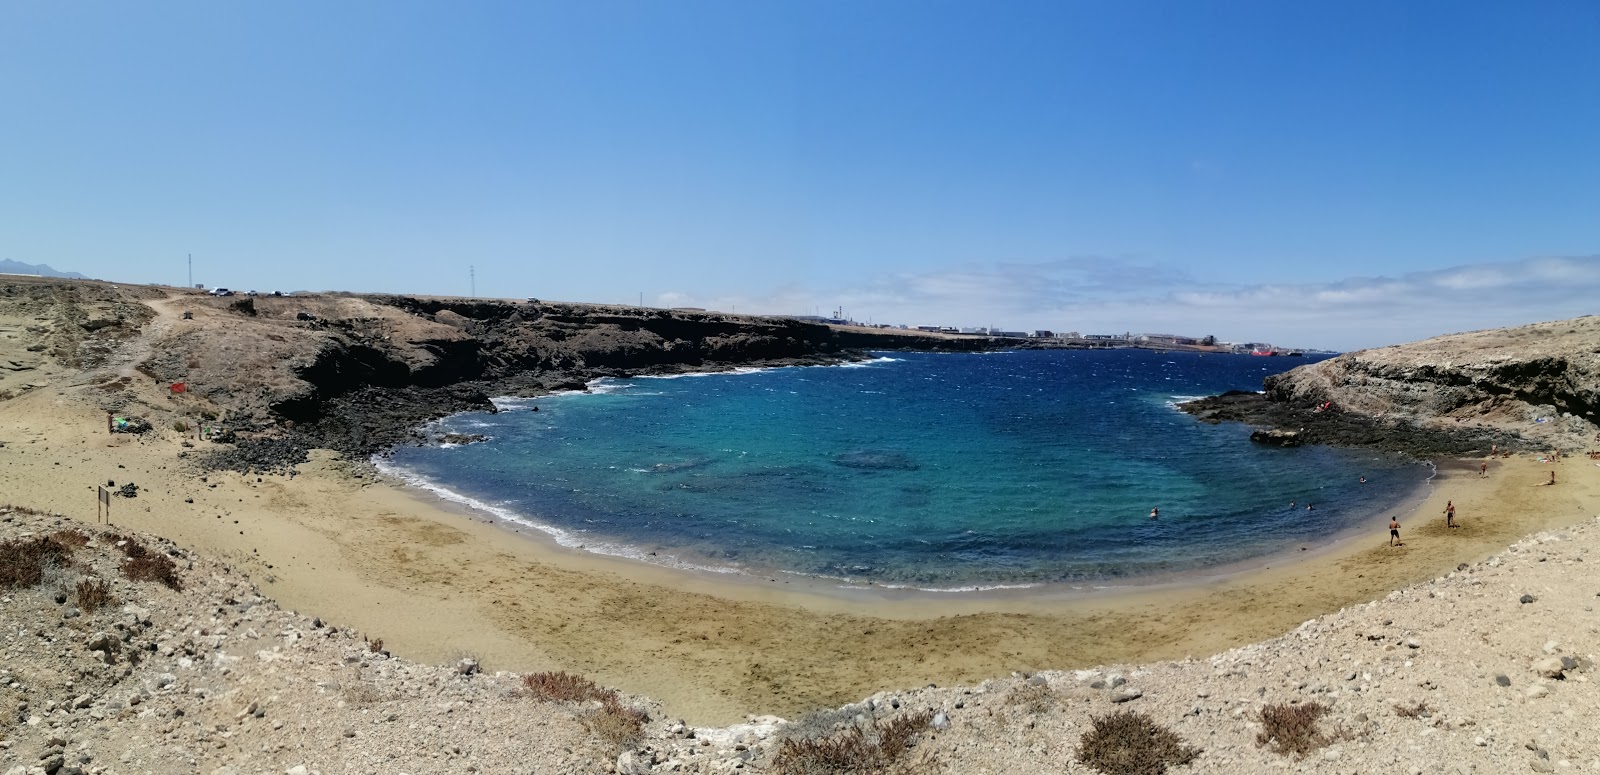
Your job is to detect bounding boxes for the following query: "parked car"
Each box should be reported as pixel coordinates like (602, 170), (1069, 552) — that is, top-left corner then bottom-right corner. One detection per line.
(209, 288), (234, 297)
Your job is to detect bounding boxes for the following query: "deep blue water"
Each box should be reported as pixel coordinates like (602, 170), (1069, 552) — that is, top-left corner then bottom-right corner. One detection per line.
(381, 350), (1427, 589)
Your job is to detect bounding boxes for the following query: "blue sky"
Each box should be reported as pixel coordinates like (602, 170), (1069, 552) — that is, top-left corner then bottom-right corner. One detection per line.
(3, 1), (1598, 349)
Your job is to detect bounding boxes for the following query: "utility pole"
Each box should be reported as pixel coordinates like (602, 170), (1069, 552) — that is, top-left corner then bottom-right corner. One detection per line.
(187, 254), (192, 288)
(469, 265), (476, 298)
(639, 292), (643, 307)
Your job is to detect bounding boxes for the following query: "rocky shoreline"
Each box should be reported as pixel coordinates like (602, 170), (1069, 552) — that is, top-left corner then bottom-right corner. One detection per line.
(1183, 317), (1600, 459)
(1179, 390), (1528, 459)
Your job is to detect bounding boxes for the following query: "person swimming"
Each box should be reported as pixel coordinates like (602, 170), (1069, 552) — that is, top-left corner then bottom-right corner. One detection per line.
(1150, 507), (1159, 519)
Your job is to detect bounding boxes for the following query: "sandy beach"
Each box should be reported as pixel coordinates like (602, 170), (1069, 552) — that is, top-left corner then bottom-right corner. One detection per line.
(3, 383), (1594, 727)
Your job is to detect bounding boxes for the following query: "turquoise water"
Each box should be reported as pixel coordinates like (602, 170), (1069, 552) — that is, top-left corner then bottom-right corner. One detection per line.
(381, 350), (1427, 589)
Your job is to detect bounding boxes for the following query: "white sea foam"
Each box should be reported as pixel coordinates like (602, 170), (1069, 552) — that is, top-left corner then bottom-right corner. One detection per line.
(371, 456), (745, 576)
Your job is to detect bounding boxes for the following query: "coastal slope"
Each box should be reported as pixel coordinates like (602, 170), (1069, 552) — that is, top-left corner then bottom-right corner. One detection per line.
(1185, 315), (1600, 455)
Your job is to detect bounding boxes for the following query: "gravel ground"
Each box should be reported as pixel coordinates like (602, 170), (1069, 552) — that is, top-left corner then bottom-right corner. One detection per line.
(4, 509), (1599, 775)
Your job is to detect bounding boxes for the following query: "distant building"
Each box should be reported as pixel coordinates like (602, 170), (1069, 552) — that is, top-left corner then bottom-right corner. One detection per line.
(992, 330), (1028, 338)
(915, 325), (942, 332)
(1031, 330), (1055, 338)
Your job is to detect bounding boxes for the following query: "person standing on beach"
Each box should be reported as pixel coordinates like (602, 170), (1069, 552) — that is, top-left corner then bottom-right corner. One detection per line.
(1389, 517), (1403, 546)
(1444, 500), (1456, 528)
(1480, 460), (1488, 477)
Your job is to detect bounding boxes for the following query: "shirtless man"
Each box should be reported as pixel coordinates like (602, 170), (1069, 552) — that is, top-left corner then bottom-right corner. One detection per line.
(1150, 507), (1159, 520)
(1444, 500), (1456, 529)
(1479, 460), (1488, 477)
(1389, 517), (1403, 546)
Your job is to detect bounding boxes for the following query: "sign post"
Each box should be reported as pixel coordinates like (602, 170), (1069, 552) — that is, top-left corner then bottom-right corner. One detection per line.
(97, 486), (110, 525)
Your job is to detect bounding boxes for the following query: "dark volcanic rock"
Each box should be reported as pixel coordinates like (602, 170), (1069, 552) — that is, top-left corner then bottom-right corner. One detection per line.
(201, 437), (311, 475)
(1179, 391), (1524, 458)
(1250, 428), (1303, 447)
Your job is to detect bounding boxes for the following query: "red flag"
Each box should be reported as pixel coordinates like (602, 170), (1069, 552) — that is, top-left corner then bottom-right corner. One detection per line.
(169, 382), (186, 393)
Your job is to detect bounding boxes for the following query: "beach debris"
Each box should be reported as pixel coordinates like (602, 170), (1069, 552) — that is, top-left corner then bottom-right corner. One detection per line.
(109, 415), (152, 434)
(117, 482), (139, 498)
(1495, 674), (1512, 687)
(1520, 593), (1537, 604)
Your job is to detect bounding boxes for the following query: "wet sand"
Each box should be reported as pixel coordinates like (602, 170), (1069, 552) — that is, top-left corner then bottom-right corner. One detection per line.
(3, 389), (1595, 726)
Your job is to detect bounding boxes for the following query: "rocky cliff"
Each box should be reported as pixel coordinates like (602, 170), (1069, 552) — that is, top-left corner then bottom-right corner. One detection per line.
(1184, 315), (1600, 454)
(0, 278), (1007, 458)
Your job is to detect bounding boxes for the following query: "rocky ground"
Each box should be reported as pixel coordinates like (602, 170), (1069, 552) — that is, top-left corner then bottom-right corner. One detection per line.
(5, 505), (1599, 775)
(1191, 316), (1600, 456)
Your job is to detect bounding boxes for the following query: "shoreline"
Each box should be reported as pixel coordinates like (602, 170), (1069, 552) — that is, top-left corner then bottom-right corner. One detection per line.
(368, 358), (1438, 601)
(6, 380), (1596, 726)
(371, 439), (1443, 602)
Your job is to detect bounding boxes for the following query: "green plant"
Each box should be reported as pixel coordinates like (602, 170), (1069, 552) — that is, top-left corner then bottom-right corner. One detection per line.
(772, 710), (933, 775)
(1256, 701), (1345, 757)
(1077, 710), (1200, 775)
(173, 420), (190, 433)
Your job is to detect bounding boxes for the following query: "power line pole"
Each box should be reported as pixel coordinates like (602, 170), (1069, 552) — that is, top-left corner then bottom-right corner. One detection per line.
(187, 253), (192, 288)
(469, 265), (476, 298)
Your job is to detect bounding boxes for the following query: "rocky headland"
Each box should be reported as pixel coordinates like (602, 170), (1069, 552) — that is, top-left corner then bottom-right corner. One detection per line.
(1182, 316), (1600, 457)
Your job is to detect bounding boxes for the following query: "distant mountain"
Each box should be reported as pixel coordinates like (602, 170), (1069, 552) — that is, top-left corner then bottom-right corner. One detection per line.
(0, 259), (87, 279)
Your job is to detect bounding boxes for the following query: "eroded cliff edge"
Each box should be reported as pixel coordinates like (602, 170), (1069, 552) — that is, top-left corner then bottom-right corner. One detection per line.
(0, 278), (1004, 460)
(1182, 315), (1600, 456)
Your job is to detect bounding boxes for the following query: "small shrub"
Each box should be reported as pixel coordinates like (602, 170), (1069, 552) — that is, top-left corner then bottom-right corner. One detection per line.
(1256, 701), (1346, 757)
(585, 703), (649, 753)
(523, 672), (651, 754)
(173, 420), (191, 433)
(75, 577), (117, 612)
(523, 671), (613, 703)
(0, 535), (75, 590)
(107, 534), (182, 591)
(1077, 710), (1199, 775)
(772, 709), (933, 775)
(366, 637), (384, 654)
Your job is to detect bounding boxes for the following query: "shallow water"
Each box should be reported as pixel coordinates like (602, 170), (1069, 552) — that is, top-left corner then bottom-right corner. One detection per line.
(382, 350), (1427, 589)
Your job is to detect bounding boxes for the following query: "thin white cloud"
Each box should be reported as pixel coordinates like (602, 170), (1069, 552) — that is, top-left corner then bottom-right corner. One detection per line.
(657, 255), (1600, 351)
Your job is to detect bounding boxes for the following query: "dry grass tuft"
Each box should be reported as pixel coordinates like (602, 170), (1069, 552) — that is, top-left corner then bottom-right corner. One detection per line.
(0, 534), (76, 590)
(51, 529), (91, 548)
(107, 534), (182, 591)
(1007, 683), (1058, 714)
(584, 703), (650, 753)
(1256, 701), (1347, 757)
(772, 709), (934, 775)
(522, 671), (613, 704)
(1392, 700), (1431, 719)
(522, 672), (651, 754)
(1077, 710), (1200, 775)
(75, 577), (117, 612)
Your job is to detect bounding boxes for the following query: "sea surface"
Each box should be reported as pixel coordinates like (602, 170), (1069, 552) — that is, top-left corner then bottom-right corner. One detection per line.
(379, 349), (1428, 590)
